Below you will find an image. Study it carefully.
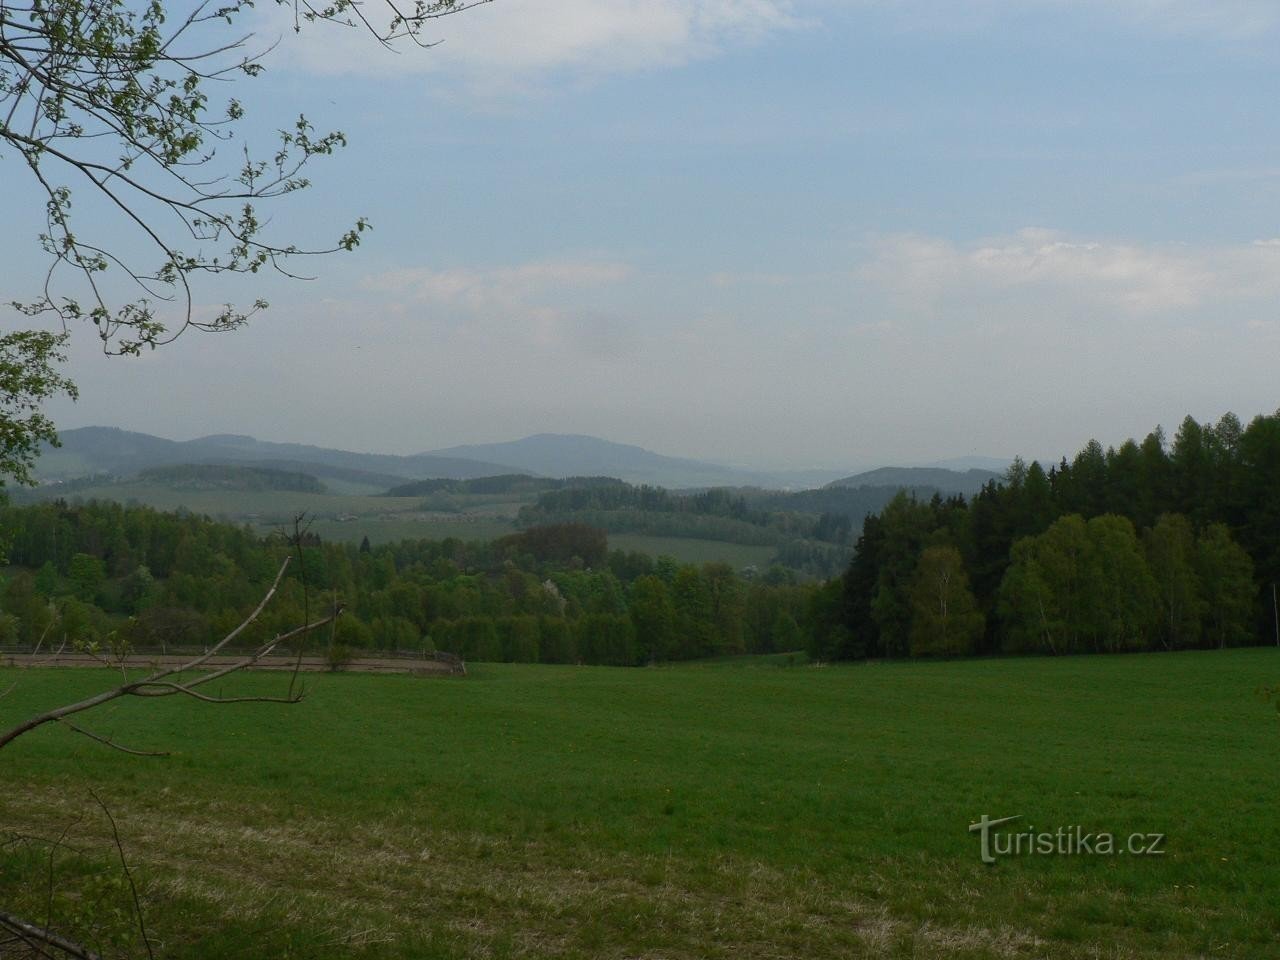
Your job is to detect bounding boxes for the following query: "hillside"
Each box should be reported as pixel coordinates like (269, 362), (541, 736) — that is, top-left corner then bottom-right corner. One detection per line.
(138, 464), (327, 494)
(379, 475), (621, 498)
(826, 465), (1001, 496)
(40, 427), (853, 490)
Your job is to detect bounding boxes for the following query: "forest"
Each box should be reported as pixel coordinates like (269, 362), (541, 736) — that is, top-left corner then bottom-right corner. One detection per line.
(0, 504), (816, 667)
(809, 410), (1279, 660)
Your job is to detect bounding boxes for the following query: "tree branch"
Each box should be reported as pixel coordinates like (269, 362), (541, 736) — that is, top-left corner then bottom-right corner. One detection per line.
(0, 556), (343, 751)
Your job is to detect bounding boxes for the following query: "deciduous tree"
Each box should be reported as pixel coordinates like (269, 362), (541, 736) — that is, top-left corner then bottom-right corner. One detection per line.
(908, 545), (984, 657)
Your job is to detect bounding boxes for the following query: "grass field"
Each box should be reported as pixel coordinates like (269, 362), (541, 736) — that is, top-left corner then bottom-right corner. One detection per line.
(2, 650), (1279, 958)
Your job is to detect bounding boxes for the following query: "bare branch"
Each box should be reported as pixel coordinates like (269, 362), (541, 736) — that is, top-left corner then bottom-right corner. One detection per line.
(90, 791), (155, 960)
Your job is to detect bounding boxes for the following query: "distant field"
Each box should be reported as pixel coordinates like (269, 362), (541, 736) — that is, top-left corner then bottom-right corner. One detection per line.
(24, 482), (787, 563)
(26, 482), (425, 524)
(608, 533), (777, 568)
(3, 649), (1278, 958)
(294, 516), (519, 546)
(24, 483), (527, 539)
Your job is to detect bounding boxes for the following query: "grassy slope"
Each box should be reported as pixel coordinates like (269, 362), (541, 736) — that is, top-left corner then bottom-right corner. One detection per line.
(2, 649), (1278, 958)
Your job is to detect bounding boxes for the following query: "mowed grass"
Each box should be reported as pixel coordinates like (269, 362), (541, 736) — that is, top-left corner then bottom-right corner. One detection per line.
(2, 650), (1279, 958)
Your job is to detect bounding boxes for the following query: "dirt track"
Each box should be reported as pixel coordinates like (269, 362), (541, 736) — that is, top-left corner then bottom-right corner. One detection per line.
(0, 652), (465, 677)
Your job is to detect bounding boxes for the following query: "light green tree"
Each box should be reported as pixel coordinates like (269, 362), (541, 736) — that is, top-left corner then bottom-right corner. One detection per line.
(1144, 514), (1203, 649)
(998, 514), (1157, 653)
(1196, 524), (1257, 648)
(1080, 515), (1158, 652)
(997, 514), (1091, 653)
(908, 546), (984, 657)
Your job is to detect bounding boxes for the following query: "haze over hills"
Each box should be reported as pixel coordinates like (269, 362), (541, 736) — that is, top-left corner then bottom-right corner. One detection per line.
(35, 427), (524, 486)
(923, 456), (1015, 473)
(35, 426), (1005, 493)
(423, 434), (846, 489)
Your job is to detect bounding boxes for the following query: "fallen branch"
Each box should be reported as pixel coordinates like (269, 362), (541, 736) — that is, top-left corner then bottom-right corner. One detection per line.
(0, 910), (102, 959)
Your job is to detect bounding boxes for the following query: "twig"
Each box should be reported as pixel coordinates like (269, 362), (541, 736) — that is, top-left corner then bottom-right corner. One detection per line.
(90, 791), (154, 960)
(56, 720), (170, 758)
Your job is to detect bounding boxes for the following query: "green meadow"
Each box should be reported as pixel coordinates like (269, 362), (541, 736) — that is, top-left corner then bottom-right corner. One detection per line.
(2, 649), (1278, 958)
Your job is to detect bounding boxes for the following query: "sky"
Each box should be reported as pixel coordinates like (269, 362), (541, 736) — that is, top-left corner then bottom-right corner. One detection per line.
(6, 0), (1280, 471)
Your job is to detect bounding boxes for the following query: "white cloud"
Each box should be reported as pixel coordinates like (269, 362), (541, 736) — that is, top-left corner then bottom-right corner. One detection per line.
(368, 258), (630, 305)
(1101, 0), (1280, 37)
(857, 229), (1280, 322)
(835, 0), (1280, 39)
(364, 257), (640, 358)
(261, 0), (800, 83)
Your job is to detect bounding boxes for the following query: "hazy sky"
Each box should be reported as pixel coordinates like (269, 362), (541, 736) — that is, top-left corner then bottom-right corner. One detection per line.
(7, 0), (1280, 470)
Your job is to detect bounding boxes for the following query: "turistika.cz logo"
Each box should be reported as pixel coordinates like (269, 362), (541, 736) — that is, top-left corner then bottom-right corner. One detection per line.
(968, 815), (1166, 864)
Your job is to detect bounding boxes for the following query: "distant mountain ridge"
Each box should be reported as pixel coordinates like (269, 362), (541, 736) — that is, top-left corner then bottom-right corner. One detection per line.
(40, 428), (828, 490)
(424, 434), (784, 488)
(37, 426), (1009, 494)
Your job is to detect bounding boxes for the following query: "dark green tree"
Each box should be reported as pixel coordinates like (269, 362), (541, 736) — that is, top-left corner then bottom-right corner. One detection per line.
(629, 575), (677, 663)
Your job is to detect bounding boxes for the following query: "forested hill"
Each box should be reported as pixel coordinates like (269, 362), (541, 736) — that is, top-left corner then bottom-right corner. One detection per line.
(138, 464), (327, 493)
(36, 427), (523, 482)
(826, 466), (1000, 496)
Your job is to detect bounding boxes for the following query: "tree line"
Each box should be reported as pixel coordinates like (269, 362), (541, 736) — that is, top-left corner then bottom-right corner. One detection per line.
(809, 411), (1280, 660)
(0, 501), (817, 665)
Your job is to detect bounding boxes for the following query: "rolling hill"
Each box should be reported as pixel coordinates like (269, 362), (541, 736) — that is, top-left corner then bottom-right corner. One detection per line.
(39, 428), (828, 490)
(36, 426), (1008, 495)
(825, 466), (1002, 496)
(425, 434), (792, 488)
